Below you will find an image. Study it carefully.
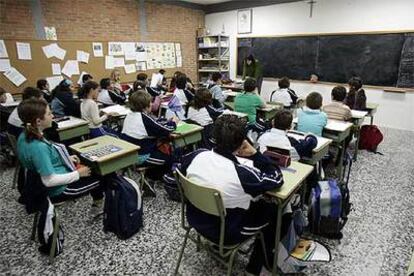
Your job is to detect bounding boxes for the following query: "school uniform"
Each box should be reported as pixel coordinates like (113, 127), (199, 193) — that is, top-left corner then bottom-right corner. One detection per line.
(297, 107), (328, 136)
(345, 88), (366, 111)
(257, 128), (318, 160)
(322, 101), (352, 121)
(17, 132), (103, 202)
(269, 88), (298, 107)
(97, 89), (126, 106)
(51, 90), (81, 117)
(41, 89), (52, 103)
(234, 92), (264, 124)
(186, 106), (222, 149)
(207, 83), (227, 109)
(180, 148), (284, 274)
(121, 111), (176, 166)
(81, 99), (118, 138)
(173, 87), (194, 105)
(7, 107), (23, 137)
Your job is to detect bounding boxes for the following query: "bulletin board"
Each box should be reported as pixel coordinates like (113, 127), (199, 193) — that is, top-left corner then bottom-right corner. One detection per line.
(0, 39), (183, 94)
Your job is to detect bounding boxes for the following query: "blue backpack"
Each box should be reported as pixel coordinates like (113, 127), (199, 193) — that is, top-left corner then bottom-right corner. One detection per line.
(104, 175), (143, 239)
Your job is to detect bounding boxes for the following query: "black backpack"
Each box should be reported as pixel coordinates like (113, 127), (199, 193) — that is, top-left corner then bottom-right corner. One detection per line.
(104, 175), (143, 239)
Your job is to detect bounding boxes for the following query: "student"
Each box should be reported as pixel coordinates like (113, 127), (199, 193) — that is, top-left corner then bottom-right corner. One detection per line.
(269, 77), (298, 108)
(150, 69), (166, 91)
(234, 77), (265, 124)
(97, 78), (126, 106)
(110, 69), (122, 92)
(79, 81), (118, 138)
(173, 74), (194, 105)
(81, 74), (93, 86)
(180, 114), (284, 275)
(297, 92), (327, 136)
(169, 71), (182, 92)
(136, 72), (161, 97)
(36, 79), (52, 103)
(16, 98), (104, 208)
(187, 88), (223, 125)
(207, 72), (227, 109)
(50, 79), (81, 117)
(121, 91), (177, 169)
(258, 110), (317, 161)
(322, 85), (352, 121)
(345, 76), (367, 111)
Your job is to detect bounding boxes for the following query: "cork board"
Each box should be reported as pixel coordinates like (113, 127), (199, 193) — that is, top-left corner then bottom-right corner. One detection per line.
(0, 39), (181, 94)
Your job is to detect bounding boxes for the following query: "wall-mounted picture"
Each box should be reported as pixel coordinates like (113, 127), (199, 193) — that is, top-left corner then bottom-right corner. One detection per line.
(238, 9), (252, 34)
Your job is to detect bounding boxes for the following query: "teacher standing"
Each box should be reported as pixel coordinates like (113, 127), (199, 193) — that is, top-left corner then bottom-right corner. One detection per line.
(242, 54), (263, 94)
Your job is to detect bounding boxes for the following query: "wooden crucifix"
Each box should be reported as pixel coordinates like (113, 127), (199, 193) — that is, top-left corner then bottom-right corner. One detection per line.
(307, 0), (316, 18)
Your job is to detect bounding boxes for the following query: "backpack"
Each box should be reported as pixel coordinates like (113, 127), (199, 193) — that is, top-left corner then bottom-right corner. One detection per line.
(358, 125), (383, 152)
(308, 157), (352, 240)
(103, 175), (143, 239)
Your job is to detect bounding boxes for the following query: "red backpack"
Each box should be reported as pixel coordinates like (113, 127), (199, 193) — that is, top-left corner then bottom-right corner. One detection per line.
(358, 125), (383, 152)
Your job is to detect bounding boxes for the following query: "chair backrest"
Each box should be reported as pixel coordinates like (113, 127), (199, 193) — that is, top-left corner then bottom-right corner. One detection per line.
(175, 169), (225, 217)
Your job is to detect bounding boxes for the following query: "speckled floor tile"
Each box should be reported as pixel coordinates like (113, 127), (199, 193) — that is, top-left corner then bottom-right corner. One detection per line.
(0, 127), (413, 276)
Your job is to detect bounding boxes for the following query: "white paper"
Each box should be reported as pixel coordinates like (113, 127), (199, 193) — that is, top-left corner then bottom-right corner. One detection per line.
(77, 71), (89, 85)
(136, 61), (146, 71)
(176, 56), (182, 67)
(44, 26), (57, 40)
(92, 42), (103, 57)
(113, 57), (125, 67)
(101, 104), (131, 116)
(16, 42), (32, 60)
(105, 55), (115, 69)
(135, 51), (147, 61)
(42, 43), (66, 60)
(46, 76), (64, 90)
(0, 59), (11, 72)
(122, 42), (135, 55)
(76, 50), (90, 63)
(0, 40), (8, 58)
(125, 52), (137, 61)
(124, 64), (136, 74)
(52, 63), (61, 75)
(42, 43), (55, 58)
(3, 67), (26, 87)
(108, 42), (124, 56)
(61, 60), (79, 78)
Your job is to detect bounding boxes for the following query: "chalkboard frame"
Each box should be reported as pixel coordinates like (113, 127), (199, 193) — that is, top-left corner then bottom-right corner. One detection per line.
(236, 30), (414, 91)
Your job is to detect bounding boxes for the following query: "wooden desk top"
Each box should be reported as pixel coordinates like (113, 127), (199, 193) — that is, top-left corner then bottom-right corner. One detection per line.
(293, 117), (352, 133)
(69, 135), (139, 163)
(286, 131), (332, 153)
(174, 122), (204, 136)
(266, 161), (314, 200)
(351, 110), (368, 119)
(100, 104), (131, 117)
(56, 116), (88, 131)
(366, 102), (379, 110)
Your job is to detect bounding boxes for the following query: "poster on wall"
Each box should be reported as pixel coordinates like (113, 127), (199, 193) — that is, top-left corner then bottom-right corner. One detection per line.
(108, 42), (124, 56)
(44, 27), (58, 40)
(92, 42), (103, 57)
(237, 9), (252, 34)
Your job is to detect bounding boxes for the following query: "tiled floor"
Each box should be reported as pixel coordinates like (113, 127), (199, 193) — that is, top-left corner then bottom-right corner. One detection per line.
(0, 127), (413, 275)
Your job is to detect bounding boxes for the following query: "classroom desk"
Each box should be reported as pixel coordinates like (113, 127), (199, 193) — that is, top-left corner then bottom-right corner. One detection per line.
(222, 109), (248, 119)
(100, 104), (131, 117)
(266, 161), (314, 276)
(221, 83), (244, 92)
(366, 103), (379, 125)
(69, 135), (139, 176)
(351, 110), (368, 161)
(223, 90), (239, 102)
(257, 103), (283, 120)
(56, 116), (89, 141)
(172, 122), (204, 150)
(286, 131), (332, 166)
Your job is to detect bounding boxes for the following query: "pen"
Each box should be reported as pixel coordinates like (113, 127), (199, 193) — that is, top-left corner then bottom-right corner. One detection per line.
(80, 142), (98, 149)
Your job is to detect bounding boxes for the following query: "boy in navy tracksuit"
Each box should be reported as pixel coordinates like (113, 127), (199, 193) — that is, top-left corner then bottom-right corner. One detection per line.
(121, 91), (177, 171)
(180, 114), (284, 275)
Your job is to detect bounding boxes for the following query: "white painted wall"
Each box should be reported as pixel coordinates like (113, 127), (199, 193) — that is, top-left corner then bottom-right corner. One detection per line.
(205, 0), (414, 131)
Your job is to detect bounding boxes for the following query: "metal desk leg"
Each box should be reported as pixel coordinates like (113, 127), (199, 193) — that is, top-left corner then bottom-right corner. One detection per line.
(337, 141), (345, 180)
(353, 126), (360, 161)
(370, 115), (374, 125)
(272, 203), (283, 276)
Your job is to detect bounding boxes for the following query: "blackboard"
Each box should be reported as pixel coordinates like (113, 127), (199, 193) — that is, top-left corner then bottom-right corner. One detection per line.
(237, 32), (414, 88)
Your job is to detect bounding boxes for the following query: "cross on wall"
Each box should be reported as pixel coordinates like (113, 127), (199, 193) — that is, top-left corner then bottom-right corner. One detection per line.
(307, 0), (316, 18)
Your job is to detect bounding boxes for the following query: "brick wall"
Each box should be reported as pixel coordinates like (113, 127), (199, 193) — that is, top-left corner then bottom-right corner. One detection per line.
(0, 0), (204, 82)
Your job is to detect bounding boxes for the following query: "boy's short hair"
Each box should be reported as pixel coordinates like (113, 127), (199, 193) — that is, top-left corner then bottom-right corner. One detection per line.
(331, 86), (347, 101)
(273, 110), (293, 130)
(82, 74), (93, 83)
(211, 72), (222, 82)
(306, 92), (323, 110)
(159, 69), (166, 74)
(348, 76), (363, 90)
(36, 79), (48, 90)
(128, 90), (151, 112)
(133, 80), (147, 91)
(176, 74), (187, 89)
(213, 114), (246, 152)
(136, 73), (148, 81)
(244, 77), (257, 92)
(193, 88), (212, 110)
(100, 78), (111, 89)
(22, 87), (42, 100)
(278, 77), (290, 89)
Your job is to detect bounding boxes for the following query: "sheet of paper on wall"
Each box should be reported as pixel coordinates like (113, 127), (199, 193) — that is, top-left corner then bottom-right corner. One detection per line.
(3, 67), (26, 87)
(125, 52), (137, 61)
(113, 57), (125, 68)
(92, 42), (103, 57)
(46, 76), (64, 90)
(76, 50), (90, 64)
(122, 42), (135, 55)
(42, 43), (66, 60)
(0, 40), (8, 58)
(52, 63), (61, 75)
(135, 51), (147, 61)
(53, 44), (66, 60)
(16, 42), (32, 60)
(0, 59), (11, 72)
(124, 64), (136, 74)
(176, 56), (182, 67)
(105, 55), (115, 69)
(77, 71), (89, 85)
(61, 60), (79, 78)
(44, 26), (58, 40)
(108, 42), (124, 56)
(136, 61), (146, 71)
